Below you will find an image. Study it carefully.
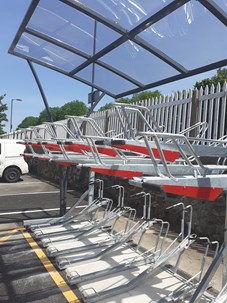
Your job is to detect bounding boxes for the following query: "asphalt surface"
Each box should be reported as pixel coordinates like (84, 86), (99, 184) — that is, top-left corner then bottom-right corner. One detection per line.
(0, 174), (85, 303)
(0, 174), (81, 224)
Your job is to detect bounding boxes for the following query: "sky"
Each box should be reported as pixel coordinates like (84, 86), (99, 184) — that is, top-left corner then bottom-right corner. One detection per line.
(0, 0), (224, 132)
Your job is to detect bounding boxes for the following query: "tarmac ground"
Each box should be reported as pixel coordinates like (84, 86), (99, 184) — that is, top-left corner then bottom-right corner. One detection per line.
(0, 174), (84, 303)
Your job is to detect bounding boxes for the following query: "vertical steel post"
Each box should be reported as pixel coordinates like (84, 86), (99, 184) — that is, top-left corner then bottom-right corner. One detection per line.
(59, 166), (70, 216)
(27, 60), (53, 123)
(85, 20), (105, 117)
(88, 171), (95, 205)
(223, 192), (227, 286)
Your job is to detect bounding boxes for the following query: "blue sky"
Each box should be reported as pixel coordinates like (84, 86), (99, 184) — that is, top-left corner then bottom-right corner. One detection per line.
(0, 0), (222, 132)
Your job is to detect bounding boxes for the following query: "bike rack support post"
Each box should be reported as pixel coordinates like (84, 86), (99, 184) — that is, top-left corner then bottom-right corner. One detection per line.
(223, 192), (227, 286)
(59, 165), (71, 216)
(88, 171), (95, 205)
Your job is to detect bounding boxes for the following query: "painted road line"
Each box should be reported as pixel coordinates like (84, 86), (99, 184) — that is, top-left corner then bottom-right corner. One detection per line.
(0, 205), (85, 216)
(0, 181), (47, 186)
(22, 231), (80, 303)
(0, 207), (70, 216)
(0, 190), (75, 197)
(0, 227), (24, 243)
(0, 191), (61, 197)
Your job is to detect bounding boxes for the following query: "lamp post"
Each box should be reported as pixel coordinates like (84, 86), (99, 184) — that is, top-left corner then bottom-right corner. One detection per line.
(10, 98), (22, 132)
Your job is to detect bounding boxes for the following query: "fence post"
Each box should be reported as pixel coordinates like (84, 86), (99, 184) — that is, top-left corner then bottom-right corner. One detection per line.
(137, 100), (145, 132)
(190, 89), (200, 137)
(105, 110), (110, 134)
(82, 121), (87, 136)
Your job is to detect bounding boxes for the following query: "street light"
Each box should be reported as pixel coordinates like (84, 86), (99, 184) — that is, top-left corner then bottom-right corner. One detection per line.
(10, 98), (22, 132)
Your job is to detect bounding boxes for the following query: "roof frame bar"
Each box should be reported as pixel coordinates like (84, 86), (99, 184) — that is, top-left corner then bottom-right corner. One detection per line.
(67, 0), (190, 76)
(132, 36), (188, 74)
(95, 61), (144, 88)
(59, 0), (128, 36)
(198, 0), (227, 27)
(115, 58), (227, 99)
(25, 27), (91, 60)
(9, 49), (116, 98)
(9, 0), (40, 52)
(24, 29), (144, 88)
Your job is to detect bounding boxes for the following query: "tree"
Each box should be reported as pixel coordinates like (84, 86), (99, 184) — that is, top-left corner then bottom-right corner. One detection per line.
(98, 97), (131, 112)
(98, 103), (113, 112)
(98, 90), (162, 111)
(15, 100), (88, 129)
(17, 116), (39, 129)
(0, 94), (8, 135)
(116, 97), (132, 104)
(37, 101), (88, 124)
(131, 90), (161, 103)
(38, 107), (61, 124)
(59, 100), (88, 120)
(194, 68), (227, 89)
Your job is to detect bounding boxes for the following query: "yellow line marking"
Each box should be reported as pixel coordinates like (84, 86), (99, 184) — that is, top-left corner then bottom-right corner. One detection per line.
(22, 231), (80, 303)
(0, 226), (25, 232)
(0, 227), (24, 243)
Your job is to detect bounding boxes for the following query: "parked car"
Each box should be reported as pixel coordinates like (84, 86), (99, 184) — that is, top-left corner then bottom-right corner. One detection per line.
(0, 139), (29, 182)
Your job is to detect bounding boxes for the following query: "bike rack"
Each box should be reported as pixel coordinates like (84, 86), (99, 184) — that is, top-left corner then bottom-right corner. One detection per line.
(65, 191), (169, 285)
(157, 237), (219, 302)
(74, 204), (212, 303)
(45, 185), (136, 257)
(54, 185), (139, 269)
(19, 108), (227, 301)
(189, 244), (227, 303)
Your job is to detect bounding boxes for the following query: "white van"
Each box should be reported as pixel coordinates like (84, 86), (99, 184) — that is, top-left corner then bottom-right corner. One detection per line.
(0, 139), (29, 182)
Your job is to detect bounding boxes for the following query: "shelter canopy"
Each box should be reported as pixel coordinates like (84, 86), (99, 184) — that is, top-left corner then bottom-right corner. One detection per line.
(9, 0), (227, 99)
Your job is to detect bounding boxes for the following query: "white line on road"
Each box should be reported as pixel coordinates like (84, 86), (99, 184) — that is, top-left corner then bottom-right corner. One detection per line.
(0, 181), (48, 186)
(0, 207), (70, 216)
(0, 206), (85, 216)
(0, 190), (76, 197)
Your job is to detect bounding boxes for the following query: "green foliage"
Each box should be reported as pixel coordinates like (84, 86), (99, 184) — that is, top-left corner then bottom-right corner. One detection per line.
(194, 68), (227, 89)
(0, 94), (8, 135)
(116, 97), (131, 104)
(36, 100), (88, 124)
(14, 99), (88, 130)
(98, 103), (113, 112)
(59, 100), (88, 120)
(38, 107), (61, 124)
(98, 90), (162, 112)
(17, 116), (39, 129)
(131, 90), (161, 103)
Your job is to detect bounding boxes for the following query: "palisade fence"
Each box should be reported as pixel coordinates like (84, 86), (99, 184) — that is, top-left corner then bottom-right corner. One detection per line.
(87, 82), (227, 141)
(3, 82), (227, 141)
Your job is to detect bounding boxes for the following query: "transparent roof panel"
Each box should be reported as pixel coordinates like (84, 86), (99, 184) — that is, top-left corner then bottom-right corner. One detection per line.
(100, 40), (180, 85)
(95, 23), (121, 53)
(76, 64), (139, 95)
(72, 0), (175, 30)
(9, 0), (227, 99)
(16, 33), (86, 71)
(138, 1), (227, 70)
(28, 0), (121, 56)
(212, 0), (227, 12)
